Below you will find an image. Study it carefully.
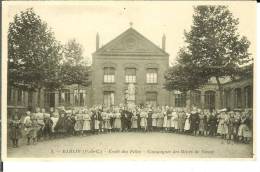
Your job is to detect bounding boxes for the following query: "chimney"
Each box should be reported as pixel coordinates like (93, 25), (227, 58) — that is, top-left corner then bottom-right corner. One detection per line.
(162, 34), (166, 51)
(96, 32), (100, 51)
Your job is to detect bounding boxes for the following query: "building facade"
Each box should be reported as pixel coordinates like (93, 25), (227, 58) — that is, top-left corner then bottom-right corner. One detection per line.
(91, 27), (170, 107)
(90, 27), (253, 110)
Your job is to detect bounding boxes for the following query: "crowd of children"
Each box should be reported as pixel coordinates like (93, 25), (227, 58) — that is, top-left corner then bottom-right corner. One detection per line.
(8, 104), (253, 148)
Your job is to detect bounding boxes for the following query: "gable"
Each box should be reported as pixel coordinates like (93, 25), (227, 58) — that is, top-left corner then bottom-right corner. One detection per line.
(93, 28), (169, 56)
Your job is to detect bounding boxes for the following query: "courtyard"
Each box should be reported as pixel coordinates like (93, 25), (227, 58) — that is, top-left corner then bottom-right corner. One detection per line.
(7, 132), (253, 159)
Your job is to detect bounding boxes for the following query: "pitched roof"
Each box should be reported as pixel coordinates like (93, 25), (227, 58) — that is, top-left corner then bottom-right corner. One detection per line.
(93, 27), (169, 56)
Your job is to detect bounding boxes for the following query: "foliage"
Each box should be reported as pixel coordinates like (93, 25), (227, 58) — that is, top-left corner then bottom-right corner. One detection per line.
(8, 8), (63, 90)
(61, 39), (91, 87)
(165, 5), (251, 94)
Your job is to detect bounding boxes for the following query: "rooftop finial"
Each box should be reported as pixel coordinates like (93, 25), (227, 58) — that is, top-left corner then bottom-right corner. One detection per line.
(129, 22), (133, 28)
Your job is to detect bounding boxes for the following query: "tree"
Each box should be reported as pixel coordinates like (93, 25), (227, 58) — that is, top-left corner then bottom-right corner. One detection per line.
(61, 39), (91, 103)
(164, 6), (251, 108)
(164, 49), (209, 92)
(8, 8), (63, 106)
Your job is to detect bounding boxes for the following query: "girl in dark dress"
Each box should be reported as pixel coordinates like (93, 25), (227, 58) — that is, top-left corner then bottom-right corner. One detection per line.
(54, 111), (67, 137)
(9, 114), (22, 148)
(208, 112), (217, 136)
(147, 108), (153, 132)
(190, 111), (200, 136)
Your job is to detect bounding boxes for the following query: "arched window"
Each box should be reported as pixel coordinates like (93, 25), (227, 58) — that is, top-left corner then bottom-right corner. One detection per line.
(204, 91), (216, 110)
(244, 86), (252, 108)
(234, 88), (242, 108)
(104, 67), (115, 83)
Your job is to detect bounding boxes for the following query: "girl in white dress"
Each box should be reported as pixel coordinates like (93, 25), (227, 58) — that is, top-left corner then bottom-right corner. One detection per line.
(140, 109), (148, 132)
(82, 110), (91, 135)
(131, 110), (138, 131)
(171, 109), (178, 132)
(74, 110), (84, 136)
(114, 108), (122, 131)
(152, 110), (158, 131)
(184, 112), (191, 133)
(101, 110), (107, 132)
(94, 109), (100, 133)
(166, 107), (172, 131)
(108, 110), (113, 133)
(162, 107), (168, 132)
(50, 110), (59, 137)
(156, 108), (164, 131)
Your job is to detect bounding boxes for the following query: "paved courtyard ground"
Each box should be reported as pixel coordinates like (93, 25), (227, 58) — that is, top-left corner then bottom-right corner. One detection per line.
(7, 132), (253, 159)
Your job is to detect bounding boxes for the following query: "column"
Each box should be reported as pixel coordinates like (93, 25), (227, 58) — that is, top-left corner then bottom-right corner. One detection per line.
(200, 91), (205, 109)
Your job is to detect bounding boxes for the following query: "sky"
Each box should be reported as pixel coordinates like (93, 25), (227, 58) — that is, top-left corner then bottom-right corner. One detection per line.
(4, 1), (256, 65)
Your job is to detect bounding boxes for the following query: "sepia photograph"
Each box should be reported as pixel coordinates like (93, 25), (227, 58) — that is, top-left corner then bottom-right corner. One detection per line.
(1, 1), (256, 160)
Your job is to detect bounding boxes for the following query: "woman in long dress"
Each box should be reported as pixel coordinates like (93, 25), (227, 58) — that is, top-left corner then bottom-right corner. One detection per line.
(233, 111), (241, 142)
(198, 112), (205, 136)
(55, 112), (67, 137)
(35, 108), (45, 141)
(166, 107), (172, 132)
(140, 109), (148, 132)
(105, 110), (112, 133)
(131, 110), (138, 131)
(178, 110), (186, 133)
(238, 111), (251, 143)
(82, 110), (91, 135)
(163, 108), (168, 132)
(30, 113), (39, 144)
(152, 110), (158, 131)
(171, 109), (178, 132)
(50, 110), (59, 138)
(94, 109), (100, 134)
(24, 111), (33, 145)
(184, 112), (191, 133)
(74, 111), (84, 136)
(217, 111), (226, 138)
(156, 108), (164, 131)
(9, 114), (22, 148)
(114, 108), (122, 131)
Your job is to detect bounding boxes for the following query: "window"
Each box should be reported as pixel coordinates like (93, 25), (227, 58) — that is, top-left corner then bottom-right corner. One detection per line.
(28, 91), (33, 107)
(234, 88), (242, 108)
(104, 91), (115, 107)
(146, 68), (157, 84)
(191, 90), (201, 108)
(125, 68), (136, 83)
(59, 89), (70, 106)
(44, 92), (51, 107)
(44, 91), (55, 108)
(205, 91), (216, 110)
(175, 92), (186, 107)
(8, 87), (12, 104)
(224, 89), (231, 109)
(74, 89), (86, 106)
(244, 86), (252, 108)
(74, 90), (79, 105)
(17, 89), (23, 105)
(104, 67), (115, 83)
(146, 92), (157, 106)
(79, 90), (86, 106)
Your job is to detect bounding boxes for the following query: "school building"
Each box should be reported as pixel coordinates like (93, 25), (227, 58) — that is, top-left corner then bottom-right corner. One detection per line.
(7, 27), (253, 115)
